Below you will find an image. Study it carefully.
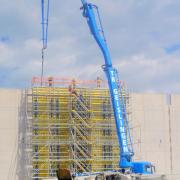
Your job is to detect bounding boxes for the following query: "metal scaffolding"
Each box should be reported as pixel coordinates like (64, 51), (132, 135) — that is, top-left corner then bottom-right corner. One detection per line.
(25, 77), (130, 179)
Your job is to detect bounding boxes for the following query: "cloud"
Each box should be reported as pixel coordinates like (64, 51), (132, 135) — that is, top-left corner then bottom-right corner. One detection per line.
(116, 54), (180, 93)
(0, 0), (180, 93)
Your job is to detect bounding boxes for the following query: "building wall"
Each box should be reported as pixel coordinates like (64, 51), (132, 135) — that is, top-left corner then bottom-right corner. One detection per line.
(0, 89), (23, 180)
(130, 93), (180, 180)
(0, 89), (180, 179)
(169, 95), (180, 180)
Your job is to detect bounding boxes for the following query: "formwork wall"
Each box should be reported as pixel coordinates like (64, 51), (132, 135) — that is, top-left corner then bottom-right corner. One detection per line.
(27, 84), (121, 179)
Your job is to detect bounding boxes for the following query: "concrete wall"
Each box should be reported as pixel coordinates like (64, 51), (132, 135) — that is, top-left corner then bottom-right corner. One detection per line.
(169, 95), (180, 180)
(0, 89), (180, 180)
(130, 93), (180, 180)
(0, 89), (23, 180)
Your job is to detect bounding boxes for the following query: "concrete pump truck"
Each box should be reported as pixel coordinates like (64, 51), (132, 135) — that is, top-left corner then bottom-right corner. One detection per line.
(40, 0), (166, 179)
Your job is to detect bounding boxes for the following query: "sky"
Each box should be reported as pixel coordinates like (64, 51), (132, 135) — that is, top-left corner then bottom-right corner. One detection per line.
(0, 0), (180, 93)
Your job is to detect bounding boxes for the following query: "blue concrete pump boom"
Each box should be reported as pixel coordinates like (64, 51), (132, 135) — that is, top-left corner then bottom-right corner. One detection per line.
(41, 0), (50, 49)
(40, 0), (50, 85)
(80, 0), (154, 174)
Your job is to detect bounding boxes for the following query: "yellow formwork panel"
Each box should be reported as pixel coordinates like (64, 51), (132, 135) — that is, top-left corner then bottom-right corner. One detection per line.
(32, 87), (71, 178)
(30, 85), (129, 179)
(88, 88), (119, 172)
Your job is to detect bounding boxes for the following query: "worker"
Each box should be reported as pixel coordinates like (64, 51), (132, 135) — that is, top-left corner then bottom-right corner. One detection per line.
(68, 85), (77, 96)
(48, 76), (53, 87)
(68, 79), (78, 96)
(97, 76), (102, 88)
(72, 78), (76, 90)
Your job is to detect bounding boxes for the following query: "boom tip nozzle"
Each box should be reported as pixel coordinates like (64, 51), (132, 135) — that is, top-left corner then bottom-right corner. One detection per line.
(81, 0), (88, 5)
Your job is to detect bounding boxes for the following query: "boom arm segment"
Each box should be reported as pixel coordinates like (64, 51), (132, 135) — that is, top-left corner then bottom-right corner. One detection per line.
(80, 0), (154, 174)
(81, 0), (133, 168)
(40, 0), (50, 85)
(41, 0), (50, 49)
